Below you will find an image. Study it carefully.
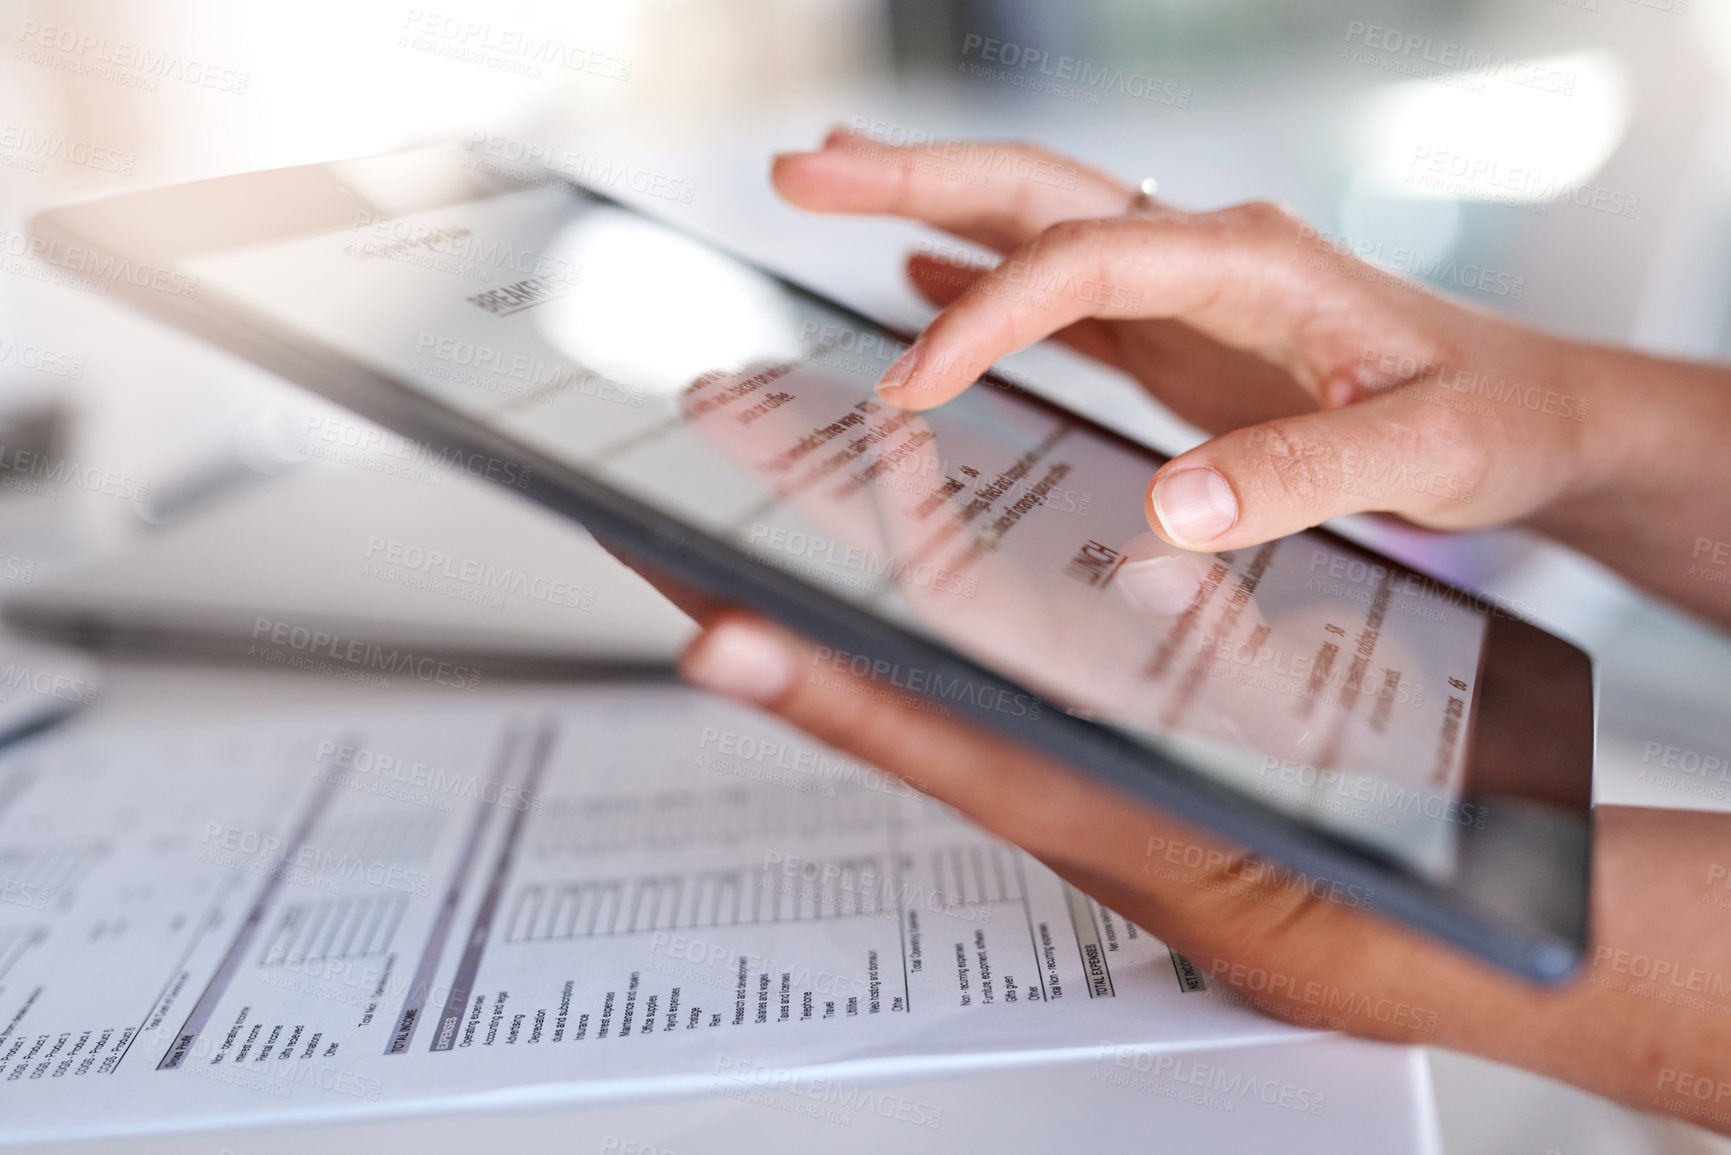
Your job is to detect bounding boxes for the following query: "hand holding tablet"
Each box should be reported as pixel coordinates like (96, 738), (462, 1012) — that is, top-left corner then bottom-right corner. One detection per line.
(671, 132), (1731, 1127)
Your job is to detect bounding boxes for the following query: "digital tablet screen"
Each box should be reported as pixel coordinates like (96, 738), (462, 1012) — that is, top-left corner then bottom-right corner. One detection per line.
(184, 166), (1490, 881)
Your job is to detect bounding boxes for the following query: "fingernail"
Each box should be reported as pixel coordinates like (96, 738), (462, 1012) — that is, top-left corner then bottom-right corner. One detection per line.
(1115, 557), (1201, 616)
(876, 340), (923, 399)
(1152, 467), (1237, 548)
(681, 620), (798, 705)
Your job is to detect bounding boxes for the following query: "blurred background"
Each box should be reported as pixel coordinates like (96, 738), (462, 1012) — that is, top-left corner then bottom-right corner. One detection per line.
(2, 1), (1730, 1151)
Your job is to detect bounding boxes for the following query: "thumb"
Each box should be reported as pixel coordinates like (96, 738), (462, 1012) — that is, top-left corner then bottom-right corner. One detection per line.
(1145, 395), (1495, 551)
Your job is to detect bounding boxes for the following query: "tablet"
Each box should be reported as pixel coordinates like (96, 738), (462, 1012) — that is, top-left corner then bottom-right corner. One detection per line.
(32, 142), (1594, 980)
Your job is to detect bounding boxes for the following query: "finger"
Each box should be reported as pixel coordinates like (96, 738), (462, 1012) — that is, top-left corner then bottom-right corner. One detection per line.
(906, 249), (982, 307)
(907, 248), (1121, 348)
(908, 250), (1319, 429)
(907, 250), (1126, 368)
(772, 131), (1138, 253)
(877, 208), (1448, 412)
(679, 613), (1146, 858)
(1141, 390), (1571, 551)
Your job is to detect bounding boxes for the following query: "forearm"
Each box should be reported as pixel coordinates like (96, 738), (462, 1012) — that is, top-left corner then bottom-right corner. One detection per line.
(1527, 343), (1731, 629)
(1453, 806), (1731, 1130)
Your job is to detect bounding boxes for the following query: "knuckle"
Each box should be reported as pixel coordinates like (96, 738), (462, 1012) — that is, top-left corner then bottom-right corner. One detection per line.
(1026, 219), (1120, 290)
(1204, 887), (1328, 971)
(1418, 404), (1492, 504)
(1243, 422), (1330, 509)
(1036, 217), (1103, 254)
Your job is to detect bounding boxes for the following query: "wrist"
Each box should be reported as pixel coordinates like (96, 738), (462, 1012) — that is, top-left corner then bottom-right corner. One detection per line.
(1462, 806), (1731, 1132)
(1538, 340), (1685, 506)
(1516, 342), (1731, 623)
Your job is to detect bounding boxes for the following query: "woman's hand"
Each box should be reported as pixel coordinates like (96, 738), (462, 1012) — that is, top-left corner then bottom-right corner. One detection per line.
(648, 132), (1731, 1130)
(677, 607), (1731, 1132)
(773, 130), (1731, 626)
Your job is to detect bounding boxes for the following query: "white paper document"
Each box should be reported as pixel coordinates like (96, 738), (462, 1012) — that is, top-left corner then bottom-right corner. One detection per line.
(0, 685), (1298, 1142)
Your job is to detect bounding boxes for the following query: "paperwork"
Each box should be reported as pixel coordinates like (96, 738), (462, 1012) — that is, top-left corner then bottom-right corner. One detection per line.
(0, 685), (1297, 1142)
